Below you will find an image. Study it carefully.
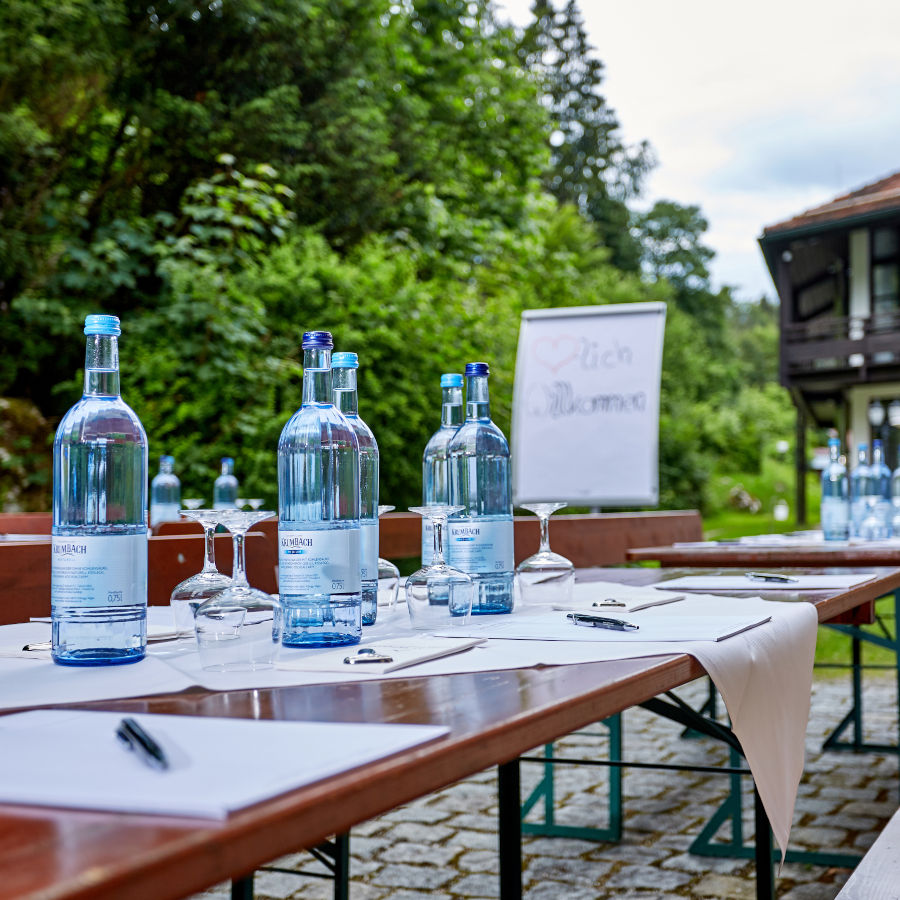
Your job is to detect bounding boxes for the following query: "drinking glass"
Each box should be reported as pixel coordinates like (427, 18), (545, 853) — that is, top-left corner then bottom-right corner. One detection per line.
(246, 498), (265, 512)
(169, 509), (233, 640)
(516, 502), (575, 608)
(405, 506), (474, 630)
(377, 505), (400, 608)
(183, 498), (204, 511)
(194, 509), (282, 671)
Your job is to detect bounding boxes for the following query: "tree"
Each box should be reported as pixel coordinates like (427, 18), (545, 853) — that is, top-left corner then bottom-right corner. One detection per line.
(517, 0), (653, 271)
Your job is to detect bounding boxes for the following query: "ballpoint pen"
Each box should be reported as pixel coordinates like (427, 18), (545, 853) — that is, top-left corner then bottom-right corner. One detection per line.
(116, 717), (170, 771)
(567, 612), (639, 632)
(745, 572), (799, 583)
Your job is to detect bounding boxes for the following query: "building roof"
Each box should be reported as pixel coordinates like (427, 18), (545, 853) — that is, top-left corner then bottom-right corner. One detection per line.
(762, 170), (900, 239)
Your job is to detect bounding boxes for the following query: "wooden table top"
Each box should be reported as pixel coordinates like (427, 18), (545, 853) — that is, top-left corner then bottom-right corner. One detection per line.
(4, 566), (899, 900)
(627, 540), (900, 568)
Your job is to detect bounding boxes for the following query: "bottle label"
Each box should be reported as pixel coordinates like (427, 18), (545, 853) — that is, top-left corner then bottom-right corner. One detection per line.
(51, 533), (148, 609)
(360, 521), (379, 581)
(422, 518), (435, 565)
(278, 528), (361, 595)
(447, 519), (514, 574)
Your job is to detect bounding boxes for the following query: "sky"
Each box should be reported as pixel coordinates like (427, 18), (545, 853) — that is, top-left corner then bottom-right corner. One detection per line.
(499, 0), (900, 301)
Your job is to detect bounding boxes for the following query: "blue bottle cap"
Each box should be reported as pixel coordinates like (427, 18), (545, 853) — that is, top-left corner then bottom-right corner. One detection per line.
(859, 443), (868, 451)
(874, 439), (883, 449)
(83, 314), (121, 336)
(440, 373), (463, 387)
(302, 331), (333, 350)
(221, 456), (234, 465)
(827, 437), (840, 447)
(160, 455), (174, 464)
(332, 352), (359, 368)
(465, 362), (489, 377)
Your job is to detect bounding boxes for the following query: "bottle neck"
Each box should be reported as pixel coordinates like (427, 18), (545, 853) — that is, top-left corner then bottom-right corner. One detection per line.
(302, 347), (332, 405)
(465, 374), (490, 420)
(873, 445), (884, 466)
(829, 444), (840, 464)
(220, 460), (233, 476)
(333, 367), (358, 416)
(83, 334), (120, 397)
(160, 460), (174, 475)
(858, 448), (868, 465)
(441, 386), (463, 427)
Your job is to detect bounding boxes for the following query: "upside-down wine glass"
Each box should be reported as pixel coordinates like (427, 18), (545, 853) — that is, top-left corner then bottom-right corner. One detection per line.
(194, 509), (282, 671)
(377, 505), (401, 608)
(182, 498), (204, 510)
(169, 509), (233, 641)
(405, 505), (474, 630)
(515, 502), (575, 608)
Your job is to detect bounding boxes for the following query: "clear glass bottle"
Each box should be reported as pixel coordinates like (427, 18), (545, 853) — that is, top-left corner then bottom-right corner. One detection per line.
(447, 362), (515, 615)
(213, 457), (239, 509)
(150, 455), (181, 526)
(332, 351), (379, 626)
(51, 314), (148, 666)
(277, 331), (362, 646)
(849, 444), (870, 539)
(819, 437), (848, 541)
(421, 373), (464, 564)
(891, 448), (900, 537)
(868, 439), (892, 538)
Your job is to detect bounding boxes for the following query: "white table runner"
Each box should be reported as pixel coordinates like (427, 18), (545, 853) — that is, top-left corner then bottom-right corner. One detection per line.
(0, 587), (820, 858)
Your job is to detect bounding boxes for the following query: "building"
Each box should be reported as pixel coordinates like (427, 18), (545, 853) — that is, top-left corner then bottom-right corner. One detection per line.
(759, 171), (900, 521)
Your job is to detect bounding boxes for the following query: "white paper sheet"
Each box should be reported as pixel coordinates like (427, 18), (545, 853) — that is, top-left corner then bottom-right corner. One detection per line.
(553, 580), (685, 613)
(659, 573), (877, 590)
(0, 709), (448, 818)
(277, 636), (486, 674)
(436, 611), (770, 642)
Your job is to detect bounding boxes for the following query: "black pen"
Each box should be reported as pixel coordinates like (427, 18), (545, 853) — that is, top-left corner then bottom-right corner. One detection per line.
(567, 612), (639, 632)
(116, 717), (170, 771)
(745, 572), (799, 584)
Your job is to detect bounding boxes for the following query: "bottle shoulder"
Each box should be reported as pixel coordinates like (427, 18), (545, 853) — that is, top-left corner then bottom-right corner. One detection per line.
(423, 425), (458, 459)
(448, 419), (509, 455)
(348, 415), (378, 453)
(55, 396), (147, 445)
(279, 404), (360, 451)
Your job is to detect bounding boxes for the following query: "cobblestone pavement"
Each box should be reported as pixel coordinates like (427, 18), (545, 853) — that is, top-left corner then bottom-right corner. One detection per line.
(196, 669), (898, 900)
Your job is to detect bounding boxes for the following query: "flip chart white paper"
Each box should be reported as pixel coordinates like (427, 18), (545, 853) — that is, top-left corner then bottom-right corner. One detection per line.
(512, 303), (667, 505)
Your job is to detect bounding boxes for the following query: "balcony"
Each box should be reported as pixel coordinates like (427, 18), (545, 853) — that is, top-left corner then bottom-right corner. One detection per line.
(783, 313), (900, 382)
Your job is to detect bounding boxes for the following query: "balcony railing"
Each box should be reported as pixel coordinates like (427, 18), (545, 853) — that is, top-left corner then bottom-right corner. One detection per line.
(783, 313), (900, 376)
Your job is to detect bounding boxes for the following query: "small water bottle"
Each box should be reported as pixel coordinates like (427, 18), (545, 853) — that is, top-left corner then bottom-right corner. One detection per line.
(213, 457), (239, 509)
(849, 444), (870, 538)
(150, 455), (181, 526)
(422, 373), (464, 564)
(332, 351), (379, 626)
(820, 437), (848, 541)
(869, 439), (892, 538)
(278, 331), (362, 646)
(447, 362), (515, 615)
(51, 314), (148, 666)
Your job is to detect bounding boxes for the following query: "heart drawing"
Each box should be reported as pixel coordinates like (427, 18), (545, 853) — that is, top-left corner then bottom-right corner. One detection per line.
(531, 335), (579, 373)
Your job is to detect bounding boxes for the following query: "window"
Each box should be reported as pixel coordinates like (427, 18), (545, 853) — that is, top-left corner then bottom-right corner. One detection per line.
(871, 225), (900, 316)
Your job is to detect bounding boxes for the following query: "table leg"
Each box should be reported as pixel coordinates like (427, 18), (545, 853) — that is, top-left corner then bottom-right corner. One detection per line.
(498, 759), (522, 900)
(754, 788), (774, 900)
(231, 875), (254, 900)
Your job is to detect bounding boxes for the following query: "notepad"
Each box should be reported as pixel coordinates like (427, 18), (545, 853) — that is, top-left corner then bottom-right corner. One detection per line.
(0, 710), (449, 819)
(437, 611), (772, 643)
(554, 581), (685, 613)
(659, 574), (877, 591)
(277, 636), (486, 675)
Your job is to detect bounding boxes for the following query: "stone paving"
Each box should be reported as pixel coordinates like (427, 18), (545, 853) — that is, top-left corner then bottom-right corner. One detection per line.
(196, 668), (898, 900)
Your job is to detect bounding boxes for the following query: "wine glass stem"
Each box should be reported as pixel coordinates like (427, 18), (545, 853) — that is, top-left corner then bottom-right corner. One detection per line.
(202, 525), (219, 574)
(432, 517), (447, 565)
(231, 531), (250, 588)
(538, 513), (551, 554)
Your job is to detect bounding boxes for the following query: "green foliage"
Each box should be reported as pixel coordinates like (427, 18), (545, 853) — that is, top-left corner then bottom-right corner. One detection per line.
(0, 0), (792, 526)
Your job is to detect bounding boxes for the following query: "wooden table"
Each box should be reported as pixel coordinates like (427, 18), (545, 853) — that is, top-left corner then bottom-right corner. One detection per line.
(3, 567), (899, 900)
(627, 539), (900, 568)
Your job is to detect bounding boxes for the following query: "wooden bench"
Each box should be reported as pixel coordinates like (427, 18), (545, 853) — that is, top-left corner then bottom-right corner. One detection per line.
(0, 533), (277, 625)
(159, 510), (703, 566)
(0, 511), (51, 535)
(836, 807), (900, 898)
